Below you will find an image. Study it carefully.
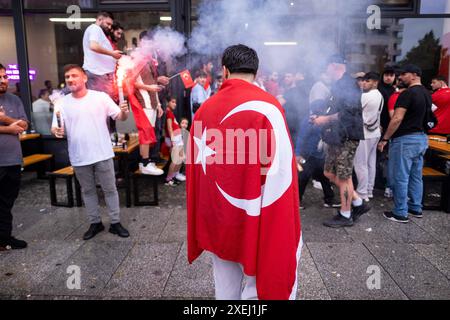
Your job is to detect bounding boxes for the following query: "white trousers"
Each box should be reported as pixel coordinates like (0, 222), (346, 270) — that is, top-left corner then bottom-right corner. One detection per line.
(210, 236), (303, 300)
(354, 137), (379, 198)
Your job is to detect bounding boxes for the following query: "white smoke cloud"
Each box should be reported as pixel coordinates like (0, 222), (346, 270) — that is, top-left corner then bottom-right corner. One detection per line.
(189, 0), (370, 75)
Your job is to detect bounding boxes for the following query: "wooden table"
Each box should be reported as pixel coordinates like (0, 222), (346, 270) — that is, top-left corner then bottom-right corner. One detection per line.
(428, 135), (450, 213)
(428, 135), (450, 154)
(113, 137), (140, 207)
(19, 133), (41, 142)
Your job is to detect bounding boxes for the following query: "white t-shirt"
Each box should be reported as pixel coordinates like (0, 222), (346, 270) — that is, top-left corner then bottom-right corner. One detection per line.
(52, 90), (121, 166)
(82, 24), (116, 75)
(32, 98), (51, 112)
(361, 89), (383, 139)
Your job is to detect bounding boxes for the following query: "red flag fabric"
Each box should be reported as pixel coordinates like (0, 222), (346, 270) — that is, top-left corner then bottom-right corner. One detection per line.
(180, 69), (195, 89)
(430, 88), (450, 135)
(186, 79), (301, 300)
(128, 92), (156, 145)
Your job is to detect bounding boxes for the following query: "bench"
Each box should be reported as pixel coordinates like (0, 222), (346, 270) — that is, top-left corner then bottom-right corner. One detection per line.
(22, 154), (54, 178)
(48, 166), (82, 208)
(132, 164), (165, 206)
(422, 167), (448, 211)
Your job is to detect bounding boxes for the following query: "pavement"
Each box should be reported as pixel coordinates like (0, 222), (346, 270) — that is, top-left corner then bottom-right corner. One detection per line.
(0, 173), (449, 300)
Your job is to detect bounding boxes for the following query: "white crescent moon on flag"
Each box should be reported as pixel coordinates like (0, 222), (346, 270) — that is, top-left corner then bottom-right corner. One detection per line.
(216, 100), (293, 216)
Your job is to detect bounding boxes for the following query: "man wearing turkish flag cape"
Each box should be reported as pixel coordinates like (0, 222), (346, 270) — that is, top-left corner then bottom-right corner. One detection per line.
(186, 44), (302, 300)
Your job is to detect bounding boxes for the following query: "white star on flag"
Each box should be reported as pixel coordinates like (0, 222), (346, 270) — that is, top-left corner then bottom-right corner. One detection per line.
(193, 128), (216, 174)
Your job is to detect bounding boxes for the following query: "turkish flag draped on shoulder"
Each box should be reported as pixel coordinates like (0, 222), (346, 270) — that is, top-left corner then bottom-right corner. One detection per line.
(186, 79), (302, 300)
(179, 69), (195, 89)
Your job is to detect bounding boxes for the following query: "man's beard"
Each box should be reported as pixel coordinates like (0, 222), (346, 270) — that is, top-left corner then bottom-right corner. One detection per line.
(0, 86), (7, 94)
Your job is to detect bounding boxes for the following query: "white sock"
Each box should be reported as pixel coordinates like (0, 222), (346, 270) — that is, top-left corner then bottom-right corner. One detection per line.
(352, 198), (363, 207)
(340, 210), (351, 219)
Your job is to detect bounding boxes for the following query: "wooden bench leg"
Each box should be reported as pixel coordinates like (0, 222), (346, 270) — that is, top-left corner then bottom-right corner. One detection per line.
(49, 175), (74, 207)
(75, 176), (82, 207)
(50, 176), (57, 206)
(66, 176), (74, 208)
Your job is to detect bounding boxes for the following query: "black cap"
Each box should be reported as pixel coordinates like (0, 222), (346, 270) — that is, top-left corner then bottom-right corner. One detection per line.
(383, 65), (396, 75)
(363, 71), (381, 81)
(399, 64), (422, 77)
(327, 54), (347, 65)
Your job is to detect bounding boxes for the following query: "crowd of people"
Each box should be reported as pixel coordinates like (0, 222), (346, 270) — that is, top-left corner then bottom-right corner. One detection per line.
(0, 10), (449, 300)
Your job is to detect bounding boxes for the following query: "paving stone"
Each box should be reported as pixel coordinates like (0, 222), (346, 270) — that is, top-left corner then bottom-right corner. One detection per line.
(0, 240), (82, 295)
(163, 242), (215, 299)
(412, 244), (450, 280)
(158, 208), (187, 243)
(35, 241), (133, 296)
(366, 243), (450, 299)
(297, 244), (331, 300)
(105, 242), (181, 297)
(16, 207), (86, 241)
(307, 242), (408, 300)
(410, 212), (450, 243)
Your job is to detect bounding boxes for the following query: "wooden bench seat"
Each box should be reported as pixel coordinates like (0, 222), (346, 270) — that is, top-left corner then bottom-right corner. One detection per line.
(23, 154), (52, 167)
(423, 167), (447, 178)
(48, 166), (82, 208)
(22, 154), (54, 178)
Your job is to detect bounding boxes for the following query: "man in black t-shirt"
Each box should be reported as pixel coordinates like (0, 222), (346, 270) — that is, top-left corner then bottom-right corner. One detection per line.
(378, 64), (431, 223)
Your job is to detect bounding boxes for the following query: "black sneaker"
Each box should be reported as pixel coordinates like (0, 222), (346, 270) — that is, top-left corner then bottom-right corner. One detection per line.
(151, 157), (168, 166)
(83, 222), (105, 240)
(323, 211), (353, 228)
(352, 202), (371, 222)
(0, 237), (28, 250)
(324, 201), (341, 208)
(109, 223), (130, 238)
(383, 211), (409, 223)
(408, 209), (423, 218)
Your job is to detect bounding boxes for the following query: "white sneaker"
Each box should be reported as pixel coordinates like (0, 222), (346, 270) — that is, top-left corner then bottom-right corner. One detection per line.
(384, 187), (393, 198)
(175, 173), (186, 182)
(312, 180), (323, 190)
(139, 162), (163, 176)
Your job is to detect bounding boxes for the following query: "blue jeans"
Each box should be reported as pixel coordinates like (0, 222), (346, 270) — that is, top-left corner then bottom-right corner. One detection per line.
(389, 133), (428, 217)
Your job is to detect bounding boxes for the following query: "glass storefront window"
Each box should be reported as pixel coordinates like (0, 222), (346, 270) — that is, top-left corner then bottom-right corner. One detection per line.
(0, 0), (11, 9)
(24, 10), (170, 135)
(420, 0), (449, 14)
(346, 17), (450, 90)
(24, 0), (95, 9)
(0, 16), (18, 94)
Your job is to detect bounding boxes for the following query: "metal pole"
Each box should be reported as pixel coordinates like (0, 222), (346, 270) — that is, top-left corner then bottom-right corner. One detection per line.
(12, 0), (32, 124)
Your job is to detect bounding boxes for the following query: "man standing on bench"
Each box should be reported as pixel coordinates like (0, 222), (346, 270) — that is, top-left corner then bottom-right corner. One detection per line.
(51, 64), (130, 240)
(0, 63), (29, 250)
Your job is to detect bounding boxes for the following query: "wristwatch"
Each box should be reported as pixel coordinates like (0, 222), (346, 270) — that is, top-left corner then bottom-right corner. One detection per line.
(381, 138), (389, 142)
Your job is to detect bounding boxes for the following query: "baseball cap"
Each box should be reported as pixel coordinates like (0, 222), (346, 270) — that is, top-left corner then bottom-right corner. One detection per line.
(399, 64), (422, 77)
(383, 65), (396, 74)
(327, 54), (347, 65)
(363, 71), (380, 81)
(351, 72), (366, 79)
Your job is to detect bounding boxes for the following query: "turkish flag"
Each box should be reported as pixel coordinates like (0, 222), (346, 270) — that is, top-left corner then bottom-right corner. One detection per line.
(127, 92), (156, 145)
(179, 69), (195, 89)
(186, 79), (302, 300)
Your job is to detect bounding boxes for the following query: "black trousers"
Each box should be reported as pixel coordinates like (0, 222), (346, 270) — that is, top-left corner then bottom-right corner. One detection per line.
(0, 166), (21, 240)
(298, 156), (335, 203)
